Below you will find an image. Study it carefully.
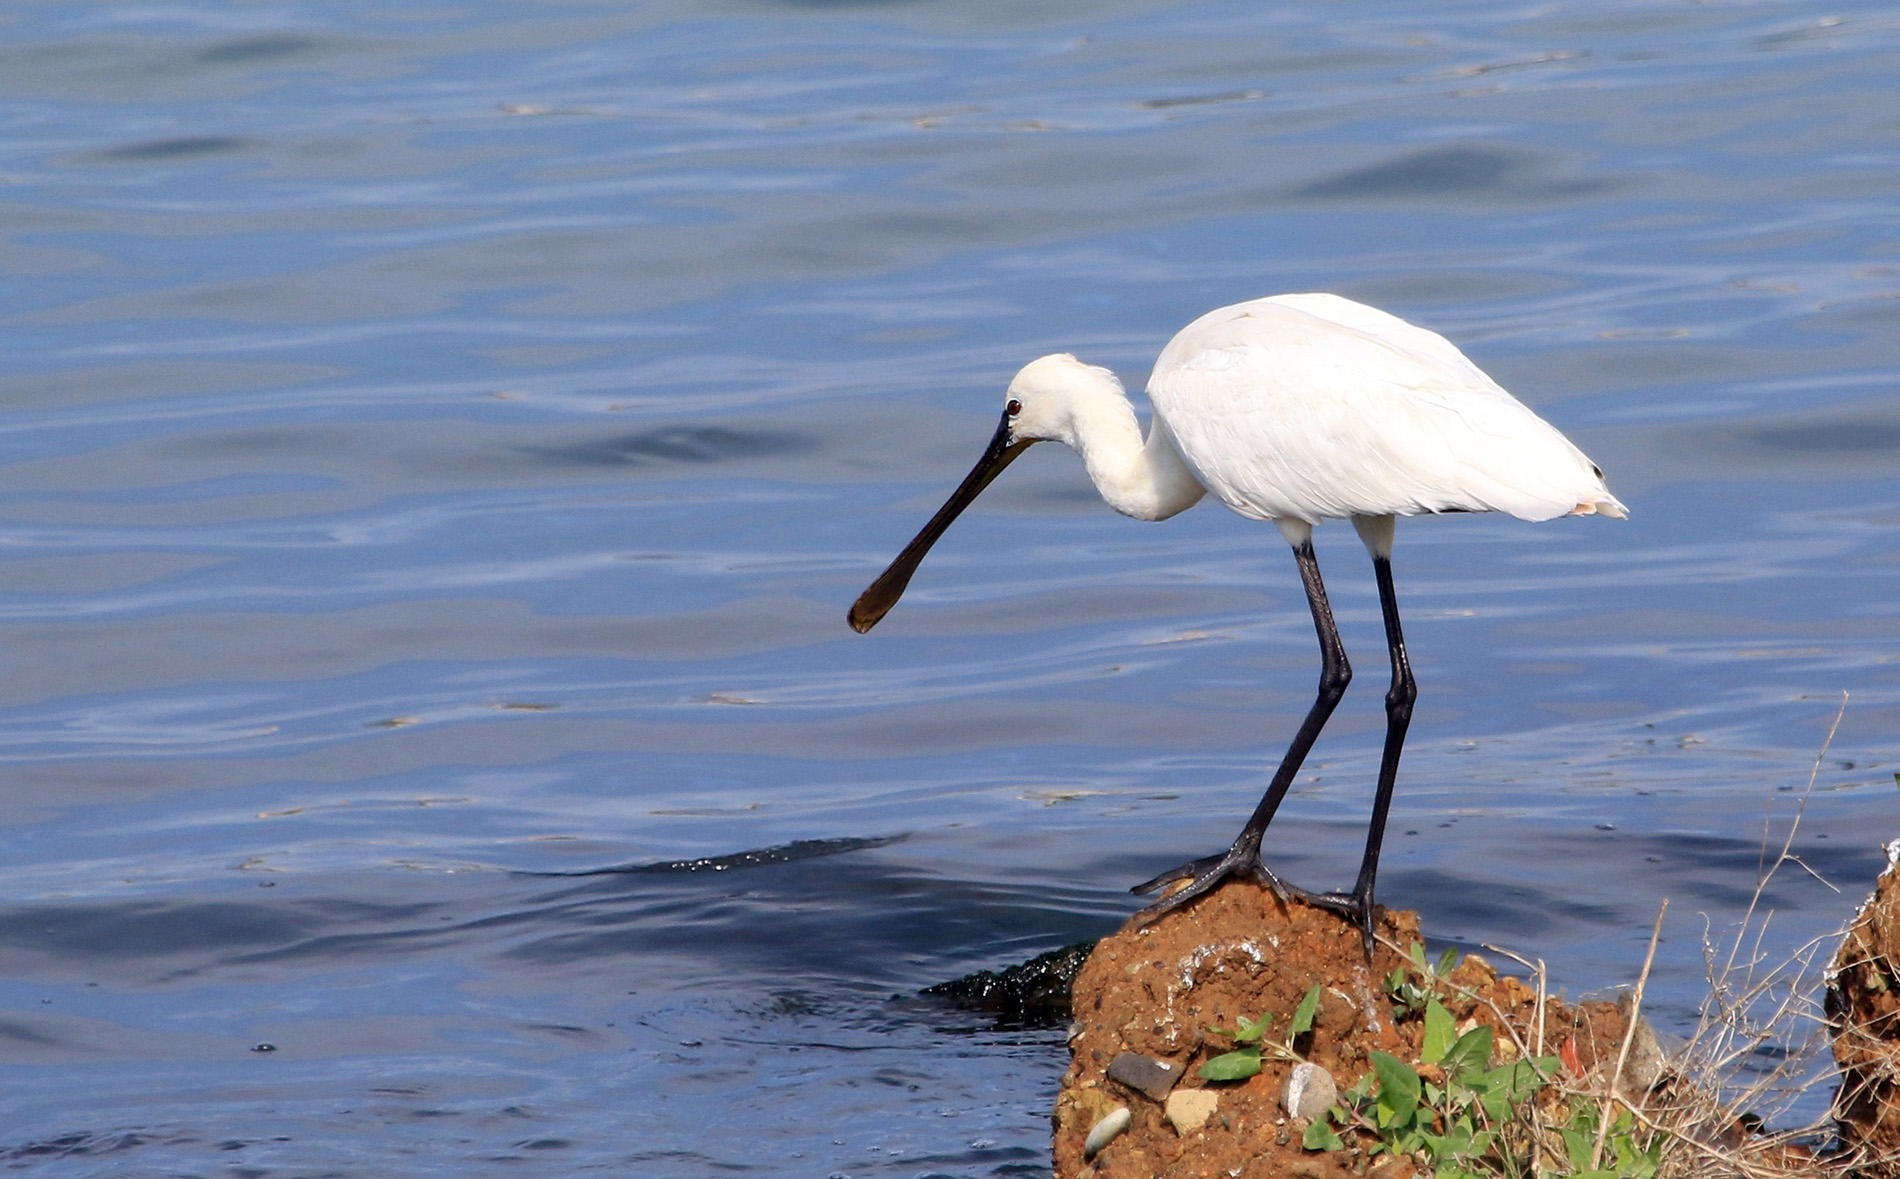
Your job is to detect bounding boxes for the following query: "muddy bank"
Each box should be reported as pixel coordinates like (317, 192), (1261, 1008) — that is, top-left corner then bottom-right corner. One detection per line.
(1051, 883), (1647, 1178)
(1035, 862), (1900, 1179)
(903, 833), (1900, 1174)
(1830, 841), (1900, 1176)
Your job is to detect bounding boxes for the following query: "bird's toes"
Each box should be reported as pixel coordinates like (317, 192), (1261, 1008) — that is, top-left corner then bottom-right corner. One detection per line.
(1298, 889), (1360, 918)
(1129, 852), (1228, 896)
(1299, 889), (1379, 960)
(1130, 871), (1222, 922)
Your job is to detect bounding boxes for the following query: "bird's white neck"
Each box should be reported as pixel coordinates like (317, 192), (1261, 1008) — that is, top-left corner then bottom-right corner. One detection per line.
(1060, 382), (1206, 523)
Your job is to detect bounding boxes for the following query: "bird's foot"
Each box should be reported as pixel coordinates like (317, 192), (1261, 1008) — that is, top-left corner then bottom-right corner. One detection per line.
(1129, 843), (1304, 922)
(1130, 849), (1380, 962)
(1302, 887), (1379, 963)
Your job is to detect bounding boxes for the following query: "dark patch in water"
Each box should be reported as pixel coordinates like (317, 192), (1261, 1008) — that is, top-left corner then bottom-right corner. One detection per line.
(2, 1130), (157, 1160)
(529, 426), (810, 467)
(1389, 869), (1624, 936)
(523, 834), (905, 877)
(0, 900), (319, 956)
(920, 940), (1096, 1028)
(1295, 145), (1609, 201)
(773, 0), (927, 8)
(1751, 421), (1900, 453)
(0, 1019), (62, 1047)
(1139, 90), (1263, 109)
(198, 34), (325, 65)
(0, 898), (438, 962)
(503, 846), (1114, 991)
(90, 136), (254, 163)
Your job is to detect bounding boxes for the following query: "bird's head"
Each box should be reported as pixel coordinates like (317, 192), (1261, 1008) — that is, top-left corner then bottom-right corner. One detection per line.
(847, 353), (1127, 634)
(1001, 353), (1127, 447)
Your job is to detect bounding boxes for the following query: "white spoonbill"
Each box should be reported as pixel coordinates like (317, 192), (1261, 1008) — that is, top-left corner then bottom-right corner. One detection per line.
(849, 293), (1625, 958)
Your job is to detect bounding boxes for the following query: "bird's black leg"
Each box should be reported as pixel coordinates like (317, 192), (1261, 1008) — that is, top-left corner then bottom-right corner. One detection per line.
(1314, 552), (1415, 961)
(1131, 537), (1351, 918)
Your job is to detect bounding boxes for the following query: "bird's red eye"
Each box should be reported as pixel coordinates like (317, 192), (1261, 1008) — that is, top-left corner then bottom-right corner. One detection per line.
(1006, 399), (1022, 415)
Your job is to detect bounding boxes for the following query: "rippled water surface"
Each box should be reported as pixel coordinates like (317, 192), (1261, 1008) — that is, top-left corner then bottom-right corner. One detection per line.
(3, 0), (1899, 1173)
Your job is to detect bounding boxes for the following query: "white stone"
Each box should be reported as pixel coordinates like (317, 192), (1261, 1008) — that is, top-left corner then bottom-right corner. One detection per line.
(1165, 1088), (1220, 1135)
(1083, 1107), (1131, 1159)
(1282, 1061), (1337, 1121)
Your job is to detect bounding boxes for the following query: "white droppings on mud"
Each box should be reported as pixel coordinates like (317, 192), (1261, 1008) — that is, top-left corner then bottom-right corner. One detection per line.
(1347, 973), (1385, 1035)
(1175, 940), (1267, 991)
(1830, 838), (1900, 986)
(1154, 940), (1274, 1049)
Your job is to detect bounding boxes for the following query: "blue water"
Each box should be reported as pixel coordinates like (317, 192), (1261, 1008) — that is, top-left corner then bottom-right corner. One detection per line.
(2, 1), (1898, 1172)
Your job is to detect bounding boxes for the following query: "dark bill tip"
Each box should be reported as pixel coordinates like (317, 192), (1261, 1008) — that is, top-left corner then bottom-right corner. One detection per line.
(848, 415), (1029, 634)
(848, 581), (902, 634)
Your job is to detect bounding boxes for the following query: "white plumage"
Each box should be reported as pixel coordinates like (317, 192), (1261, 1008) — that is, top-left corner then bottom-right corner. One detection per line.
(849, 293), (1625, 957)
(1149, 293), (1624, 525)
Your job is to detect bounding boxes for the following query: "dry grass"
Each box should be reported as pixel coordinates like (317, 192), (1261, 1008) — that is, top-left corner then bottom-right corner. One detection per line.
(1446, 695), (1866, 1178)
(1567, 696), (1854, 1177)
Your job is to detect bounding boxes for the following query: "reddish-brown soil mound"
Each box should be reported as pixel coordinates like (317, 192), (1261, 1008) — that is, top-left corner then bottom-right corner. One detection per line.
(1053, 882), (1634, 1179)
(1832, 842), (1900, 1175)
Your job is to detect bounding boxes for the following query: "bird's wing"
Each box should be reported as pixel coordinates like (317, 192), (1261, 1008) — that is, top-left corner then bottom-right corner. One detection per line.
(1259, 293), (1501, 390)
(1149, 298), (1615, 523)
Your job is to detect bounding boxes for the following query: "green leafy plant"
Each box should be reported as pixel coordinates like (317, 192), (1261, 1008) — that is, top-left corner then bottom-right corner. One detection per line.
(1386, 940), (1461, 1015)
(1197, 983), (1322, 1082)
(1300, 993), (1664, 1177)
(1310, 996), (1557, 1172)
(1555, 1099), (1662, 1179)
(1200, 940), (1670, 1176)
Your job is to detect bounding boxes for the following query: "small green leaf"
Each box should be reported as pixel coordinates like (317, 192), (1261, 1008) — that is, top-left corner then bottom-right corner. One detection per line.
(1476, 1057), (1556, 1104)
(1290, 983), (1322, 1038)
(1436, 945), (1459, 977)
(1199, 1048), (1262, 1081)
(1442, 1025), (1494, 1080)
(1370, 1050), (1421, 1126)
(1302, 1118), (1345, 1152)
(1211, 1014), (1266, 1043)
(1421, 998), (1455, 1063)
(1562, 1121), (1595, 1170)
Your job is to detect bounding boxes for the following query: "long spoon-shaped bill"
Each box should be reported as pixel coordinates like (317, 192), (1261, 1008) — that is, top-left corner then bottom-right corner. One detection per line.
(849, 411), (1032, 633)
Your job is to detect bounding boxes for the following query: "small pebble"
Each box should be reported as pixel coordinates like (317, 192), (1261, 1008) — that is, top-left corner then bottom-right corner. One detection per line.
(1282, 1060), (1336, 1121)
(1084, 1107), (1130, 1159)
(1164, 1088), (1219, 1135)
(1106, 1051), (1178, 1101)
